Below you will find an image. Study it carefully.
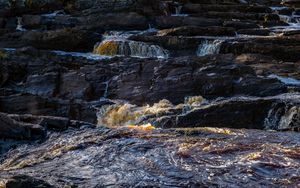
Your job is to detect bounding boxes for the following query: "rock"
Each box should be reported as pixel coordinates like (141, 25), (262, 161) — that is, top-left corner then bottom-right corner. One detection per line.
(4, 18), (17, 30)
(23, 73), (59, 97)
(155, 16), (222, 29)
(223, 21), (259, 30)
(182, 4), (272, 14)
(234, 53), (300, 80)
(86, 12), (148, 30)
(133, 94), (300, 131)
(4, 175), (54, 188)
(21, 15), (42, 29)
(221, 37), (300, 61)
(39, 116), (70, 130)
(158, 26), (236, 36)
(0, 94), (97, 123)
(0, 113), (45, 140)
(0, 18), (5, 28)
(108, 56), (287, 105)
(237, 28), (271, 36)
(1, 125), (300, 187)
(0, 28), (102, 52)
(59, 72), (92, 100)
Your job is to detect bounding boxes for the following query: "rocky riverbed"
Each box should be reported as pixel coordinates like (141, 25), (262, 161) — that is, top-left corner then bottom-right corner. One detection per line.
(1, 0), (300, 187)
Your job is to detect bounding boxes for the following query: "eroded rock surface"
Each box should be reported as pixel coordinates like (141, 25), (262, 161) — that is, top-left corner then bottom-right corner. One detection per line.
(0, 0), (300, 187)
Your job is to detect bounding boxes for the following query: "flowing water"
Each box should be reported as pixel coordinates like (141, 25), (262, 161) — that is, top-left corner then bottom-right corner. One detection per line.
(93, 31), (169, 58)
(52, 50), (110, 60)
(268, 74), (300, 86)
(16, 17), (26, 31)
(270, 6), (300, 32)
(171, 5), (188, 17)
(196, 39), (223, 56)
(1, 126), (300, 187)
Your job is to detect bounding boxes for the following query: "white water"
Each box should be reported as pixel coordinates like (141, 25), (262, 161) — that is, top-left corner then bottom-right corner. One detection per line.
(196, 39), (223, 56)
(51, 51), (110, 60)
(268, 74), (300, 85)
(278, 106), (299, 130)
(94, 40), (169, 58)
(100, 80), (110, 101)
(270, 6), (300, 32)
(16, 17), (26, 31)
(94, 30), (169, 58)
(264, 104), (300, 130)
(42, 10), (65, 18)
(171, 5), (188, 17)
(1, 48), (110, 60)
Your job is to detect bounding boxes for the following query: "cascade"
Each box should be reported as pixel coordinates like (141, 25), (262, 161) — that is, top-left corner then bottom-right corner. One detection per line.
(94, 40), (169, 58)
(196, 39), (223, 56)
(264, 103), (300, 130)
(16, 17), (26, 31)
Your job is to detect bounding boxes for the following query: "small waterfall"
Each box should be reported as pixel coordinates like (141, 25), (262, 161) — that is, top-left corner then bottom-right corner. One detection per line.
(196, 39), (223, 57)
(271, 7), (300, 30)
(171, 5), (188, 17)
(175, 5), (182, 15)
(279, 15), (292, 23)
(94, 40), (169, 58)
(16, 17), (26, 31)
(100, 80), (110, 101)
(268, 74), (300, 86)
(264, 103), (300, 131)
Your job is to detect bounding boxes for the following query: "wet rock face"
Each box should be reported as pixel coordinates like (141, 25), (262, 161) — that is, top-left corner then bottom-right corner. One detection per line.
(0, 113), (45, 140)
(2, 175), (54, 188)
(1, 0), (300, 186)
(0, 28), (102, 52)
(108, 56), (287, 105)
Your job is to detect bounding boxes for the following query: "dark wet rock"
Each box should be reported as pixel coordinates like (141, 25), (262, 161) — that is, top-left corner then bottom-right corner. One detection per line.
(21, 14), (42, 29)
(38, 116), (69, 130)
(221, 36), (300, 62)
(182, 4), (272, 14)
(86, 12), (148, 30)
(59, 71), (92, 100)
(155, 16), (222, 29)
(223, 21), (259, 30)
(0, 94), (97, 123)
(7, 113), (96, 130)
(0, 18), (5, 28)
(176, 96), (299, 130)
(4, 18), (17, 30)
(0, 113), (45, 140)
(237, 28), (271, 36)
(234, 53), (300, 80)
(0, 28), (101, 52)
(23, 72), (59, 97)
(108, 56), (287, 105)
(3, 175), (54, 188)
(158, 26), (236, 36)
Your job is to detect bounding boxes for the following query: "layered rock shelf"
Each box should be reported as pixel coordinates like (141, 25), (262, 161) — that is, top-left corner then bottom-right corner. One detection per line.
(1, 0), (300, 187)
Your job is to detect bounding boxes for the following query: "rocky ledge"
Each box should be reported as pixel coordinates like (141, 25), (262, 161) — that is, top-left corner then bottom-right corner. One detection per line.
(1, 0), (300, 187)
